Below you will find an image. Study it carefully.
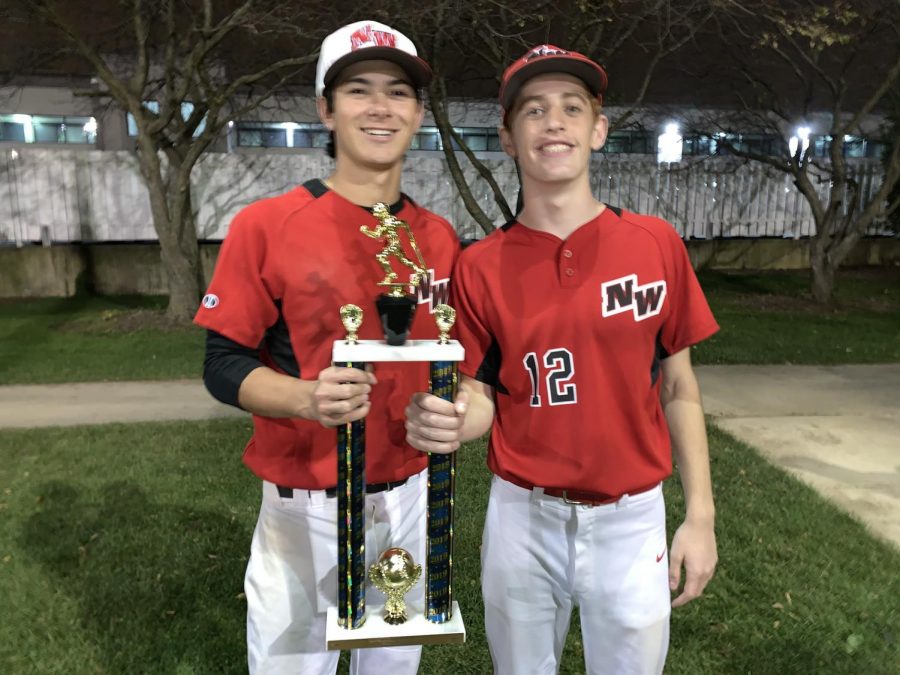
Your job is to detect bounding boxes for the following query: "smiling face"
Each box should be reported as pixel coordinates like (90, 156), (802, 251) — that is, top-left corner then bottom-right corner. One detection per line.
(500, 73), (608, 187)
(317, 59), (424, 172)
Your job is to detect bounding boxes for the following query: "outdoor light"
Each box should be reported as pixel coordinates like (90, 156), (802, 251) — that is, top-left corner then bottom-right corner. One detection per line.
(281, 121), (300, 148)
(789, 125), (811, 157)
(11, 114), (35, 143)
(84, 117), (98, 142)
(10, 149), (18, 160)
(657, 122), (683, 164)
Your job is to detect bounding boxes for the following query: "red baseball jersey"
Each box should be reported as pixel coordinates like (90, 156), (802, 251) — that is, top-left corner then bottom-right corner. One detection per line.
(195, 179), (459, 488)
(453, 205), (718, 496)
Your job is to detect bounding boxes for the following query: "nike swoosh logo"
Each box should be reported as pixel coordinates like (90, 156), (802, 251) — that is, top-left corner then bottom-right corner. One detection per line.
(656, 549), (666, 563)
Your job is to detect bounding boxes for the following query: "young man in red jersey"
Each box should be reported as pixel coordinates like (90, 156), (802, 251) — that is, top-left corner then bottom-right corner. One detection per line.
(405, 45), (718, 674)
(195, 21), (459, 675)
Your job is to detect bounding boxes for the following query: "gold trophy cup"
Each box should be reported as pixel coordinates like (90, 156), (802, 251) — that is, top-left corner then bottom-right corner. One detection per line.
(369, 548), (423, 625)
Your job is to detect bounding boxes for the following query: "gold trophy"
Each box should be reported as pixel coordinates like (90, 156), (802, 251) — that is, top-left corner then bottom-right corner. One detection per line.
(360, 203), (428, 345)
(435, 304), (455, 345)
(326, 206), (466, 650)
(369, 548), (423, 625)
(339, 304), (363, 344)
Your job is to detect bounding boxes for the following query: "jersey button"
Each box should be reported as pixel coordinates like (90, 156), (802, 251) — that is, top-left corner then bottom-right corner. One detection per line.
(563, 249), (574, 258)
(565, 268), (575, 277)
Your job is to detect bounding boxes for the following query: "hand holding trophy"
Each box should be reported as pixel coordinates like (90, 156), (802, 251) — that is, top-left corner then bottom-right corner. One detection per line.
(326, 204), (465, 649)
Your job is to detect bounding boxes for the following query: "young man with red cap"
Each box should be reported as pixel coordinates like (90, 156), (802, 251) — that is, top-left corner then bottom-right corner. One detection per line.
(195, 20), (459, 675)
(405, 45), (719, 674)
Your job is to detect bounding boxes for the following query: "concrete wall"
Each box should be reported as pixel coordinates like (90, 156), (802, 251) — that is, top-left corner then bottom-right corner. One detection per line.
(2, 238), (898, 299)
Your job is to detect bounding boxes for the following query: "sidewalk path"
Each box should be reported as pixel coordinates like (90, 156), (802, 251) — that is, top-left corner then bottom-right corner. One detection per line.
(0, 380), (245, 428)
(1, 365), (898, 548)
(696, 364), (900, 549)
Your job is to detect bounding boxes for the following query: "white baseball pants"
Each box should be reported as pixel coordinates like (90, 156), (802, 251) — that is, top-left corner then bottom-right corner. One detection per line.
(245, 471), (427, 674)
(482, 476), (671, 675)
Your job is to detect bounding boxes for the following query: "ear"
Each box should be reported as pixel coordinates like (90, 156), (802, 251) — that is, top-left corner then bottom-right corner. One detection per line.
(413, 99), (425, 133)
(317, 96), (334, 131)
(591, 113), (609, 152)
(499, 125), (517, 159)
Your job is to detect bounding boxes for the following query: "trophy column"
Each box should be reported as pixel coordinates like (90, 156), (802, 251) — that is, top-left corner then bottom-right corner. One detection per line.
(335, 305), (366, 629)
(425, 306), (458, 623)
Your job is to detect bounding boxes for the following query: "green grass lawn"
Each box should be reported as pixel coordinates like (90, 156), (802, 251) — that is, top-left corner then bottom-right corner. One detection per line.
(1, 420), (897, 674)
(693, 268), (900, 365)
(1, 268), (897, 385)
(0, 296), (204, 385)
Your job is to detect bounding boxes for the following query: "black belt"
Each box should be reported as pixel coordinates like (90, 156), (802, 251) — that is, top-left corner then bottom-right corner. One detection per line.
(277, 477), (410, 500)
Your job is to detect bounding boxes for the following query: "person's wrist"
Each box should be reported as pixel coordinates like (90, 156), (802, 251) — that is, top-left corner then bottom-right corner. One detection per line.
(292, 379), (317, 419)
(685, 505), (715, 527)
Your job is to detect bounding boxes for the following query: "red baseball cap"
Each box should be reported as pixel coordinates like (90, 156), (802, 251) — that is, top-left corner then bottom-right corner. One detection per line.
(499, 44), (608, 115)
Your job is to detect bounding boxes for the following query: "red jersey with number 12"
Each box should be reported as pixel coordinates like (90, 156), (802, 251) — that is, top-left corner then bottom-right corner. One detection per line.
(453, 205), (718, 496)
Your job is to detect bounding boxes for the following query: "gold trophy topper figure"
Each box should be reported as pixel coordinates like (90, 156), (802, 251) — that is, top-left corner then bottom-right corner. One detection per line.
(361, 203), (428, 297)
(434, 303), (456, 345)
(369, 547), (422, 625)
(339, 304), (363, 344)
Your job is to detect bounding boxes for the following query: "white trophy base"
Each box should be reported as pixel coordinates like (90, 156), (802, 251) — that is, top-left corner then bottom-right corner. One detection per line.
(325, 601), (465, 649)
(333, 339), (464, 363)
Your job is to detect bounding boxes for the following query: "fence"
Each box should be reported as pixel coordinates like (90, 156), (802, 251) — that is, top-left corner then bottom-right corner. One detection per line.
(0, 148), (889, 245)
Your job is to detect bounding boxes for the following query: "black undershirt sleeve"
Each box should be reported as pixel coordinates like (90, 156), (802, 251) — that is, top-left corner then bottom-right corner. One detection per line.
(203, 329), (264, 409)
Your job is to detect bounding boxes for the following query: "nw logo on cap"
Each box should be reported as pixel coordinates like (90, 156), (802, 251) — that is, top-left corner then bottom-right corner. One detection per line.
(350, 25), (396, 51)
(525, 45), (569, 61)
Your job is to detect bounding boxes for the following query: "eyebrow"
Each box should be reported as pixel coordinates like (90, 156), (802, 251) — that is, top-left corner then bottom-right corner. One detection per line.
(518, 90), (592, 108)
(340, 76), (415, 88)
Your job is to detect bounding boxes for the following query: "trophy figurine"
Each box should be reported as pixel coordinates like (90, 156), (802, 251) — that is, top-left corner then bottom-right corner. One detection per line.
(360, 203), (428, 345)
(435, 304), (455, 345)
(340, 304), (363, 344)
(369, 548), (423, 625)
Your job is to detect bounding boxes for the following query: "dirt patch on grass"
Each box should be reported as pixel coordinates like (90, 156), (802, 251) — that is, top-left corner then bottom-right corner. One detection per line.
(57, 309), (198, 334)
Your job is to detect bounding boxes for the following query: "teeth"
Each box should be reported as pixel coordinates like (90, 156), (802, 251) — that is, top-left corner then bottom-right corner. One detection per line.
(542, 144), (571, 153)
(364, 129), (392, 136)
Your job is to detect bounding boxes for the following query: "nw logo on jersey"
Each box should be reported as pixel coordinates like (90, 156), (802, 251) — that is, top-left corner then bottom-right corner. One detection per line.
(201, 293), (219, 309)
(411, 268), (450, 313)
(601, 274), (666, 321)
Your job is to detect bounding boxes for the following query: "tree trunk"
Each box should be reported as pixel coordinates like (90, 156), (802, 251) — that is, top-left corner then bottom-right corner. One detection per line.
(159, 179), (202, 322)
(809, 239), (835, 305)
(428, 87), (497, 236)
(138, 148), (202, 323)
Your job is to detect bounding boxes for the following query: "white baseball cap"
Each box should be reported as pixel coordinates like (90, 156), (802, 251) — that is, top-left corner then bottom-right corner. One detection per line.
(315, 20), (432, 97)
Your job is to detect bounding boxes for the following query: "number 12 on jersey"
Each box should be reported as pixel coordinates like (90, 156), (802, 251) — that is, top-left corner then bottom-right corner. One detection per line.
(523, 348), (577, 407)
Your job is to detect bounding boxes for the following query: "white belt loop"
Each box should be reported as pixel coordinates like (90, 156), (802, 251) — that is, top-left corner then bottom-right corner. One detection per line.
(616, 492), (631, 510)
(307, 488), (330, 507)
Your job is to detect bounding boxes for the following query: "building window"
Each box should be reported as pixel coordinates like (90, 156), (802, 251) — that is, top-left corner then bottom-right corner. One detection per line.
(235, 121), (331, 148)
(127, 101), (205, 138)
(0, 114), (96, 144)
(602, 130), (655, 154)
(0, 120), (27, 142)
